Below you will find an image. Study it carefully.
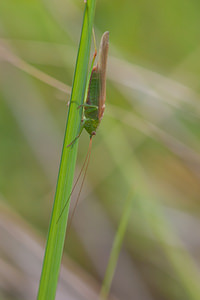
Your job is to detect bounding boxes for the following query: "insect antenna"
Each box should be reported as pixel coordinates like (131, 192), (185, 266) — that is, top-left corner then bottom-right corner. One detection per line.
(67, 137), (93, 232)
(57, 137), (93, 224)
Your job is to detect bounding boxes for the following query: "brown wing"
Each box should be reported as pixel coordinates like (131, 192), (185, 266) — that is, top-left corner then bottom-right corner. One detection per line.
(98, 31), (109, 120)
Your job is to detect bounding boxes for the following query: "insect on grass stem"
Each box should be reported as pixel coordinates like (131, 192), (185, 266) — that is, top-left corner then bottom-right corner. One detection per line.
(57, 31), (109, 224)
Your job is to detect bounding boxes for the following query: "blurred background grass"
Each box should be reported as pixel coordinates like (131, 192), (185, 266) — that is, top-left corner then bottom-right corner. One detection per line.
(0, 0), (200, 300)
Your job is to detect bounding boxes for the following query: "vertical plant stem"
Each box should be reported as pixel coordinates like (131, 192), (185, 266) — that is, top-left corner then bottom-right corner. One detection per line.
(99, 193), (133, 300)
(37, 1), (96, 299)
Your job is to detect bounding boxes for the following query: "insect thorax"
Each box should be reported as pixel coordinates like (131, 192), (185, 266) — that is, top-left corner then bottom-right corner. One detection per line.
(83, 118), (99, 136)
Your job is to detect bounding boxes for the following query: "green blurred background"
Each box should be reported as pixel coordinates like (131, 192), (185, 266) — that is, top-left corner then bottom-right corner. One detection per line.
(1, 0), (200, 300)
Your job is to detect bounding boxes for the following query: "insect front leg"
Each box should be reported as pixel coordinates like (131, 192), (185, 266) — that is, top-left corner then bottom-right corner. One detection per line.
(67, 123), (84, 148)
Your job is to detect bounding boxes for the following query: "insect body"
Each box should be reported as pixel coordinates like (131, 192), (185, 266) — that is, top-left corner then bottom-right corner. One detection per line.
(58, 32), (109, 224)
(68, 31), (109, 147)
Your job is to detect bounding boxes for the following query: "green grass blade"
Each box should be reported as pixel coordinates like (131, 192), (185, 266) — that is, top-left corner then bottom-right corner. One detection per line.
(99, 193), (134, 300)
(102, 119), (200, 300)
(37, 1), (96, 299)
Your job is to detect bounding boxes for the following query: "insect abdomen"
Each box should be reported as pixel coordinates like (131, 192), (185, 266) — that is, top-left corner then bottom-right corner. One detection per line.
(85, 67), (100, 120)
